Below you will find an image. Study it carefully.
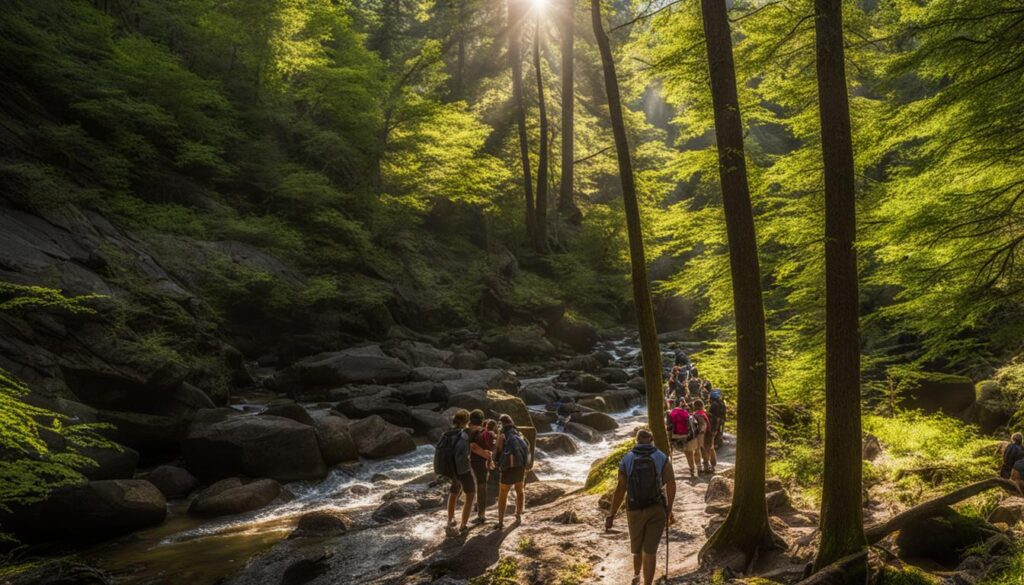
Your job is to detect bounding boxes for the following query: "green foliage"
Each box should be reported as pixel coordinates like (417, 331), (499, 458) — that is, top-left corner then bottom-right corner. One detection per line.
(555, 561), (593, 585)
(979, 546), (1024, 585)
(585, 439), (633, 494)
(877, 565), (939, 585)
(0, 285), (116, 530)
(468, 556), (519, 585)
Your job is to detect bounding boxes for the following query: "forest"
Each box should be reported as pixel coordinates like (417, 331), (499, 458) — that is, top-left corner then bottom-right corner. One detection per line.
(1, 0), (1023, 583)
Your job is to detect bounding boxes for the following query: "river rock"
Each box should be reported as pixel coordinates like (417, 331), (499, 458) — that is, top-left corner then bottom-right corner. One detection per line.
(349, 415), (417, 459)
(547, 317), (598, 353)
(314, 415), (358, 465)
(592, 389), (641, 412)
(274, 346), (412, 394)
(145, 465), (199, 499)
(409, 408), (450, 436)
(77, 443), (139, 481)
(450, 349), (488, 370)
(520, 382), (560, 405)
(335, 389), (412, 426)
(289, 511), (351, 539)
(525, 482), (567, 507)
(481, 327), (557, 361)
(574, 411), (618, 432)
(705, 476), (733, 503)
(391, 381), (449, 405)
(189, 478), (282, 517)
(599, 368), (630, 383)
(530, 410), (556, 433)
(577, 374), (612, 394)
(183, 415), (327, 482)
(447, 390), (531, 427)
(8, 479), (167, 542)
(382, 340), (453, 368)
(565, 422), (601, 444)
(564, 355), (601, 373)
(535, 433), (577, 455)
(372, 498), (418, 523)
(260, 400), (315, 426)
(96, 410), (188, 454)
(988, 497), (1024, 526)
(765, 489), (791, 513)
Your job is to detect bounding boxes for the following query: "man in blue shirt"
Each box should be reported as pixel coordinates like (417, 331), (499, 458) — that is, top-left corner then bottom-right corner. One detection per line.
(605, 428), (676, 585)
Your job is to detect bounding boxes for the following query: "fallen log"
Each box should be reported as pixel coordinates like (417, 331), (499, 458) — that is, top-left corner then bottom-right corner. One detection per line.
(795, 550), (869, 585)
(865, 477), (1021, 544)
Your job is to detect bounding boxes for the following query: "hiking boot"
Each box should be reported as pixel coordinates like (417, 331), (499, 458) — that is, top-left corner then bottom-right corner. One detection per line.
(514, 513), (522, 525)
(445, 524), (459, 538)
(471, 516), (486, 525)
(493, 522), (504, 531)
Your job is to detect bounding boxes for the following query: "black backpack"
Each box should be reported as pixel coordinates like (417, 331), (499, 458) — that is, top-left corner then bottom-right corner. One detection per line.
(501, 427), (530, 470)
(433, 429), (463, 478)
(626, 448), (664, 511)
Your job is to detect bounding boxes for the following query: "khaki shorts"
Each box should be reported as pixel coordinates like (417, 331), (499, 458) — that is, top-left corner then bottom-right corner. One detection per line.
(626, 505), (667, 555)
(683, 433), (704, 454)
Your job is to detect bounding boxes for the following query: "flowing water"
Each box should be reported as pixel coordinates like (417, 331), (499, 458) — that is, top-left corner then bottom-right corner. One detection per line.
(82, 337), (659, 584)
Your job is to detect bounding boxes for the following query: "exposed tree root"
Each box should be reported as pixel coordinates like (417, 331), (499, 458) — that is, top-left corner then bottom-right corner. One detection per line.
(864, 477), (1021, 544)
(795, 550), (869, 585)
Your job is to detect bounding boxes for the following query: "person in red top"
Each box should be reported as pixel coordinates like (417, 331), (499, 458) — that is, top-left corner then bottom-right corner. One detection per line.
(667, 399), (698, 477)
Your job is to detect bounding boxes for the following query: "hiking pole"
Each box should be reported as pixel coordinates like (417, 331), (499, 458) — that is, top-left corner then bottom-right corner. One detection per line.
(664, 505), (669, 584)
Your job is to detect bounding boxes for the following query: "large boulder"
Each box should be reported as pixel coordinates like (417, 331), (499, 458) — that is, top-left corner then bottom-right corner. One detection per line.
(524, 482), (568, 507)
(976, 380), (1004, 402)
(314, 415), (359, 465)
(587, 389), (641, 412)
(547, 318), (599, 354)
(565, 422), (601, 444)
(900, 374), (976, 416)
(896, 511), (999, 565)
(447, 390), (531, 427)
(530, 410), (556, 433)
(372, 498), (418, 523)
(535, 433), (578, 455)
(189, 478), (283, 517)
(335, 389), (412, 427)
(145, 465), (199, 499)
(409, 408), (450, 437)
(599, 368), (631, 384)
(391, 381), (449, 405)
(260, 401), (315, 426)
(96, 410), (188, 455)
(412, 367), (519, 395)
(577, 374), (612, 394)
(963, 400), (1015, 435)
(8, 479), (167, 542)
(273, 346), (412, 394)
(77, 444), (139, 481)
(705, 476), (733, 503)
(382, 340), (453, 368)
(481, 327), (557, 361)
(349, 415), (417, 459)
(574, 411), (618, 432)
(183, 415), (327, 482)
(564, 355), (601, 373)
(520, 382), (561, 406)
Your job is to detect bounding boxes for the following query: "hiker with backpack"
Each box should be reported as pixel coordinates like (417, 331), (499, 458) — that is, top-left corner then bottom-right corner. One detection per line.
(678, 398), (707, 478)
(1000, 432), (1024, 479)
(690, 399), (714, 474)
(604, 428), (676, 585)
(434, 409), (478, 537)
(708, 390), (727, 451)
(467, 409), (496, 524)
(494, 413), (529, 530)
(667, 398), (691, 454)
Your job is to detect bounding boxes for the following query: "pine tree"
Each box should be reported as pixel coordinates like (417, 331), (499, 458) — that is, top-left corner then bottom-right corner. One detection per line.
(533, 11), (550, 252)
(557, 0), (581, 226)
(509, 0), (536, 237)
(812, 0), (867, 576)
(590, 0), (668, 452)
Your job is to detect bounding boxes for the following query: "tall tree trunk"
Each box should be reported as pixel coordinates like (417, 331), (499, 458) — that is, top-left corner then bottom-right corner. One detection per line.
(590, 0), (668, 453)
(697, 0), (779, 564)
(812, 0), (867, 577)
(509, 0), (535, 237)
(533, 14), (550, 253)
(558, 0), (581, 226)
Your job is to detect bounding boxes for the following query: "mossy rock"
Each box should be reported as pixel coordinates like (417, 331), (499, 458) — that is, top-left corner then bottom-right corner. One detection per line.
(895, 511), (999, 566)
(876, 565), (939, 585)
(900, 373), (975, 415)
(585, 439), (634, 493)
(976, 380), (1004, 402)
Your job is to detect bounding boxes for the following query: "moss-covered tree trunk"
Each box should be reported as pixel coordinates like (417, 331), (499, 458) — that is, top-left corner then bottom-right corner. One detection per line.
(509, 0), (535, 238)
(557, 0), (581, 226)
(697, 0), (778, 564)
(812, 0), (867, 577)
(532, 13), (550, 253)
(590, 0), (668, 453)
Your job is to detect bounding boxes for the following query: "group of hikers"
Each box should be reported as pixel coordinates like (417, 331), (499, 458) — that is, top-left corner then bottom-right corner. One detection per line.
(434, 408), (530, 537)
(665, 350), (727, 478)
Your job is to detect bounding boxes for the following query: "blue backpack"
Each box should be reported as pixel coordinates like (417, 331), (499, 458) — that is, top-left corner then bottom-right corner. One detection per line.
(501, 428), (530, 470)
